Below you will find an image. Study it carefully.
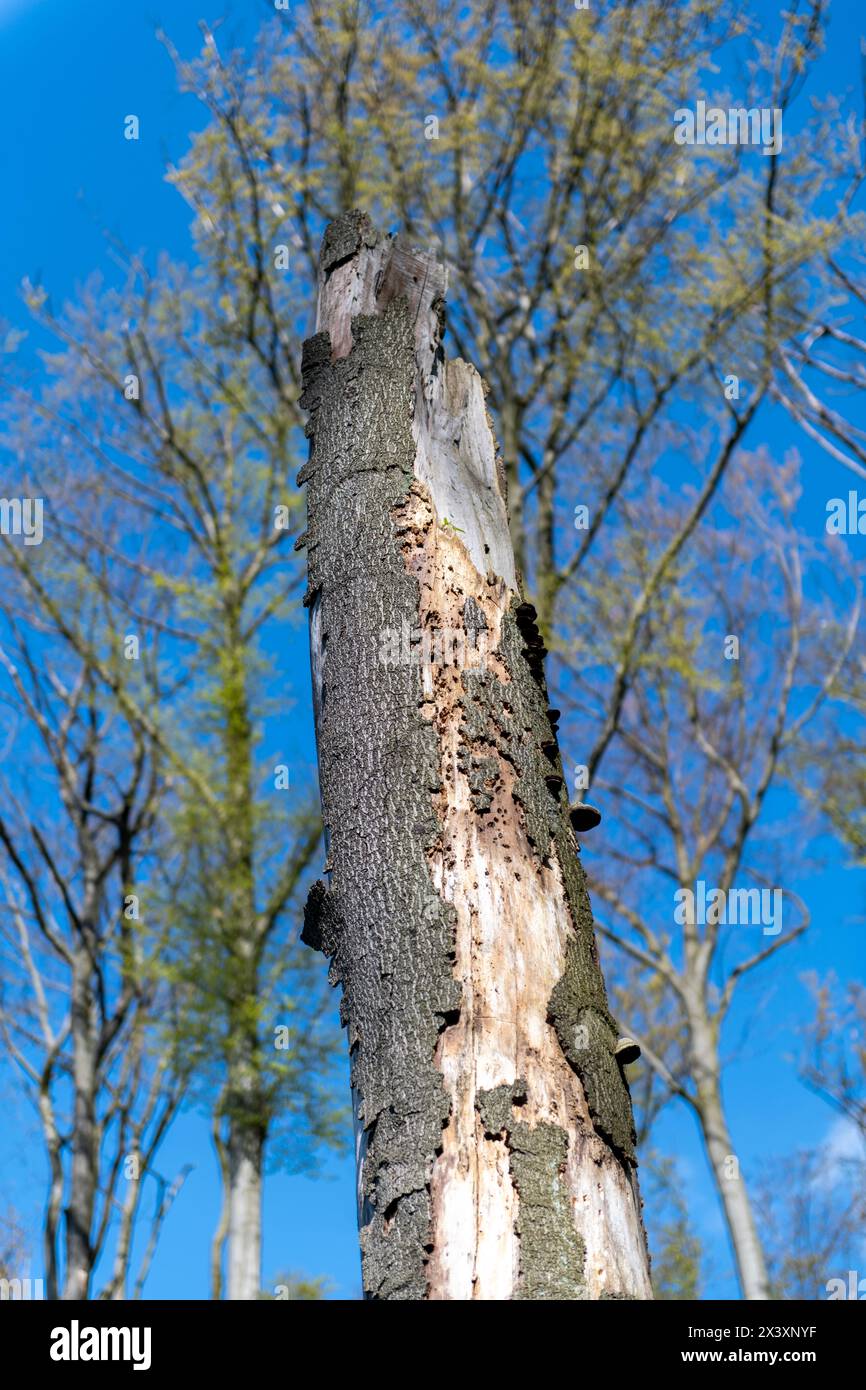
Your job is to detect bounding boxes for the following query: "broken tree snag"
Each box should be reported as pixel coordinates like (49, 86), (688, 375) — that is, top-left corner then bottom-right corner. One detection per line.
(299, 210), (652, 1301)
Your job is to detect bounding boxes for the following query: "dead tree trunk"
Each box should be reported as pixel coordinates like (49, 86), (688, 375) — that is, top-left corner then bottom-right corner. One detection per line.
(299, 211), (652, 1301)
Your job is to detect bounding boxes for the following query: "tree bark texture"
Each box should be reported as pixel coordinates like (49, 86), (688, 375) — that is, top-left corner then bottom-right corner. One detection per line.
(299, 211), (652, 1301)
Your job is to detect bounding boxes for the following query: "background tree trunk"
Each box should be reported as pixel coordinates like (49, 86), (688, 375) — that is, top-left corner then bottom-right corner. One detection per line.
(63, 949), (99, 1300)
(224, 1054), (265, 1301)
(225, 1123), (263, 1301)
(688, 1008), (771, 1300)
(300, 211), (652, 1301)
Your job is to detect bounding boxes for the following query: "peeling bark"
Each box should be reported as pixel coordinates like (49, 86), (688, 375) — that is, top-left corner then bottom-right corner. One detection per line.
(300, 211), (652, 1301)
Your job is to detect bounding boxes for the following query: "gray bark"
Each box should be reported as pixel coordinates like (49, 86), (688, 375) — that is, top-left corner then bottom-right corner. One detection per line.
(226, 1114), (263, 1301)
(300, 211), (652, 1300)
(63, 950), (99, 1300)
(222, 1018), (265, 1299)
(689, 1010), (771, 1300)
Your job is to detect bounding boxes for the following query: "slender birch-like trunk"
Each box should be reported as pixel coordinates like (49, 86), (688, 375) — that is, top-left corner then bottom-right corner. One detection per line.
(211, 1030), (264, 1302)
(688, 1008), (771, 1300)
(225, 1067), (264, 1302)
(63, 949), (99, 1300)
(220, 595), (264, 1301)
(300, 212), (652, 1301)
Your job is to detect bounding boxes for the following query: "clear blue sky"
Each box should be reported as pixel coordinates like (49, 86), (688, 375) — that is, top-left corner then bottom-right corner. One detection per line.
(0, 0), (863, 1301)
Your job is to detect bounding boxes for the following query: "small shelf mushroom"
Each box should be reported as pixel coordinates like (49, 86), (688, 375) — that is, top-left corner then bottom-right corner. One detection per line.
(568, 800), (602, 833)
(615, 1037), (641, 1066)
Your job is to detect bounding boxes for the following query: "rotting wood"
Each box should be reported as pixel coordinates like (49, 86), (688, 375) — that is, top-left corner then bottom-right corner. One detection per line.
(299, 210), (653, 1301)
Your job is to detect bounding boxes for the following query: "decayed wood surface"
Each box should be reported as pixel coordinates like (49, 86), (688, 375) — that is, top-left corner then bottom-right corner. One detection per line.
(299, 210), (652, 1300)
